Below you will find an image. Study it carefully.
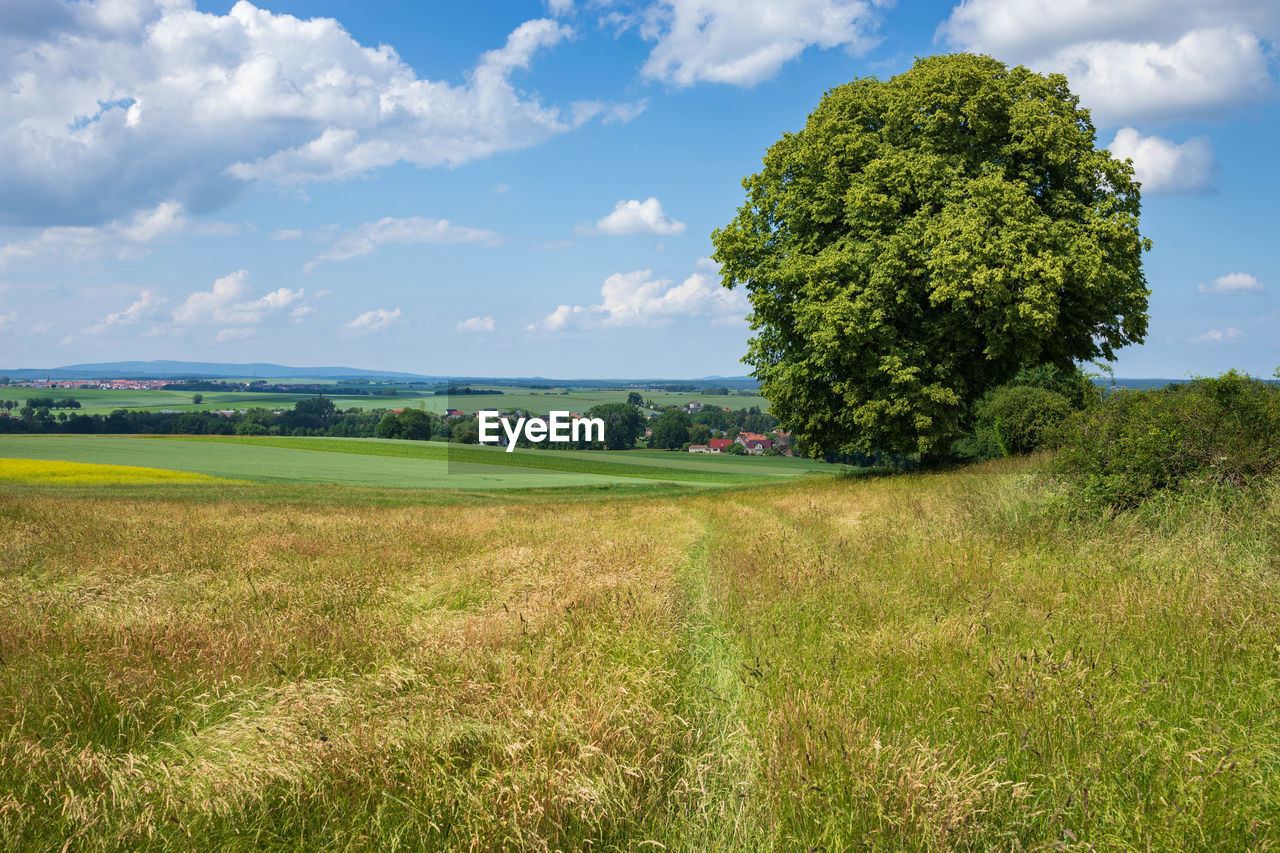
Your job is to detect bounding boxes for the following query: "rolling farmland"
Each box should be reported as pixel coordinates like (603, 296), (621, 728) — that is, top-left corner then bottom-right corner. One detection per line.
(0, 385), (771, 417)
(0, 434), (830, 491)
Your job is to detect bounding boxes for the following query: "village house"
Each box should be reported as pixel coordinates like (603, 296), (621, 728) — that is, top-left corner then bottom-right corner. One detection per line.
(688, 444), (711, 453)
(736, 431), (773, 455)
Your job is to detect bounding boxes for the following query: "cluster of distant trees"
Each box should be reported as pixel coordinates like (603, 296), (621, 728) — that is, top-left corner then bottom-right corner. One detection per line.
(0, 394), (782, 453)
(161, 380), (402, 396)
(1, 397), (81, 411)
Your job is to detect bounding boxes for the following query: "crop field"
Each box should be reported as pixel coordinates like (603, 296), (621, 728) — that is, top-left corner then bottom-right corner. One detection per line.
(0, 385), (770, 416)
(0, 458), (235, 485)
(1, 457), (1278, 850)
(0, 435), (828, 491)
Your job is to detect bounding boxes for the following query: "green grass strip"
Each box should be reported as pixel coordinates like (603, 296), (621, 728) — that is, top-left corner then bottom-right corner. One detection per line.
(152, 436), (782, 485)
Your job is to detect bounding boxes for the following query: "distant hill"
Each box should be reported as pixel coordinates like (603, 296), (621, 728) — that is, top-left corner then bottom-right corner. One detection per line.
(0, 360), (432, 381)
(0, 360), (760, 387)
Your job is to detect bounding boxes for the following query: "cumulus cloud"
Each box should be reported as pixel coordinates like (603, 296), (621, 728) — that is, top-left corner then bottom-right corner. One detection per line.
(1192, 327), (1246, 343)
(305, 216), (499, 272)
(0, 201), (196, 268)
(630, 0), (882, 87)
(1198, 273), (1266, 295)
(580, 197), (686, 236)
(458, 315), (496, 332)
(83, 288), (166, 335)
(939, 0), (1278, 124)
(1107, 128), (1216, 193)
(345, 307), (401, 335)
(0, 4), (619, 226)
(166, 269), (309, 342)
(538, 262), (747, 330)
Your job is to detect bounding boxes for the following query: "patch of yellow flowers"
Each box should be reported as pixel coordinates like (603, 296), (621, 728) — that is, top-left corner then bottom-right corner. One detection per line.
(0, 458), (232, 485)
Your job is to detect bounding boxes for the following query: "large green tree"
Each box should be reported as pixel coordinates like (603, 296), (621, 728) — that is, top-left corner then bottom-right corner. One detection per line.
(585, 402), (642, 450)
(650, 408), (691, 450)
(712, 54), (1150, 456)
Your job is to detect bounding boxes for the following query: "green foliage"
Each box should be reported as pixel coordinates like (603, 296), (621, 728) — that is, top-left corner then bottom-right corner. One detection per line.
(191, 393), (203, 404)
(397, 408), (433, 441)
(971, 385), (1072, 457)
(626, 391), (644, 406)
(712, 53), (1149, 456)
(692, 407), (727, 430)
(585, 402), (642, 450)
(1008, 362), (1099, 410)
(650, 409), (691, 450)
(375, 412), (404, 439)
(1054, 371), (1280, 507)
(293, 396), (336, 422)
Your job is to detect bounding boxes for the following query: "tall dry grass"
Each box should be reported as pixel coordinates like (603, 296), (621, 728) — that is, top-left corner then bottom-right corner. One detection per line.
(2, 459), (1279, 850)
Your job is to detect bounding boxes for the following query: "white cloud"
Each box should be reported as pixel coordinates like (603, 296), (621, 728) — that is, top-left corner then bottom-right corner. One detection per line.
(580, 197), (686, 236)
(458, 315), (496, 332)
(305, 216), (499, 271)
(939, 1), (1278, 124)
(0, 201), (193, 268)
(272, 229), (304, 240)
(1192, 327), (1246, 343)
(0, 5), (617, 226)
(169, 270), (308, 340)
(1198, 273), (1266, 295)
(345, 307), (401, 335)
(0, 311), (17, 329)
(538, 262), (747, 330)
(546, 0), (574, 15)
(1108, 128), (1216, 193)
(215, 327), (256, 342)
(83, 288), (166, 335)
(634, 0), (882, 87)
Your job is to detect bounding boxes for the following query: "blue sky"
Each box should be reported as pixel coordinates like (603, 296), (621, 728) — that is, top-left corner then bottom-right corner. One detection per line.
(0, 0), (1276, 378)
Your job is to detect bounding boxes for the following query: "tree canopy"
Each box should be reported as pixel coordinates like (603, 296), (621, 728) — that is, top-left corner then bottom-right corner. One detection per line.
(650, 408), (691, 450)
(711, 53), (1150, 456)
(585, 402), (642, 450)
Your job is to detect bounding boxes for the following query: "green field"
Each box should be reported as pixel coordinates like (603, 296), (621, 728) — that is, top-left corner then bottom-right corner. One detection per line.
(0, 385), (770, 416)
(0, 434), (830, 491)
(2, 457), (1278, 850)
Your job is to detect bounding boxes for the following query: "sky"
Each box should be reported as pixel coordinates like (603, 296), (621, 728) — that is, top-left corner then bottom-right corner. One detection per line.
(0, 0), (1276, 379)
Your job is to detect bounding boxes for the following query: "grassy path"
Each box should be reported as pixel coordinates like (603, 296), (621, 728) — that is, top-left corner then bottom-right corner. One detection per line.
(3, 460), (1280, 849)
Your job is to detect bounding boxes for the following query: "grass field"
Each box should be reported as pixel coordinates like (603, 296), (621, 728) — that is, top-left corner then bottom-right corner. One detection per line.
(0, 435), (830, 491)
(2, 457), (1278, 850)
(0, 386), (771, 416)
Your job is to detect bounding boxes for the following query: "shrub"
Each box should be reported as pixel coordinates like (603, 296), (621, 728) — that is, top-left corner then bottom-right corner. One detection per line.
(1053, 370), (1280, 508)
(955, 385), (1073, 459)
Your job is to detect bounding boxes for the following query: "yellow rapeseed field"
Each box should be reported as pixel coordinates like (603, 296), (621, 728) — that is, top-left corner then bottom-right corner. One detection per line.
(0, 457), (234, 485)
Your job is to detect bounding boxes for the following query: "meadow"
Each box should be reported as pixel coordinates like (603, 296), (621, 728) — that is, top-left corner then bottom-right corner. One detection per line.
(0, 385), (771, 417)
(0, 435), (828, 491)
(1, 454), (1278, 850)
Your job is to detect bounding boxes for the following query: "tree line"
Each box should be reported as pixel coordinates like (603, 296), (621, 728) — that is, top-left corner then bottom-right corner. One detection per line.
(0, 396), (781, 451)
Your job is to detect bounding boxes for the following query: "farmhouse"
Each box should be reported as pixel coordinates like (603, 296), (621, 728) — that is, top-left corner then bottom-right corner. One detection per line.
(688, 444), (711, 453)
